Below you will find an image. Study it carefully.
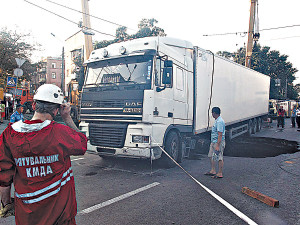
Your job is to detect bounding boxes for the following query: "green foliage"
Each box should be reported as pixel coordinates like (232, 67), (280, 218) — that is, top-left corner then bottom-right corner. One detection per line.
(94, 18), (166, 50)
(0, 28), (39, 88)
(217, 44), (298, 100)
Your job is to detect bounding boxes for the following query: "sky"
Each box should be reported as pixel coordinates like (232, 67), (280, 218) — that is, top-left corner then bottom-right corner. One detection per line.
(1, 0), (300, 83)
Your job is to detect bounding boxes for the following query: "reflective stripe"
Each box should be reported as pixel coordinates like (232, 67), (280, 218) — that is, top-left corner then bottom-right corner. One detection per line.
(15, 167), (72, 200)
(22, 173), (73, 204)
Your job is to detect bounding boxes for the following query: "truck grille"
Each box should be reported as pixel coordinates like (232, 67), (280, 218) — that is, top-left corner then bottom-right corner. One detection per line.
(89, 123), (128, 148)
(94, 100), (124, 108)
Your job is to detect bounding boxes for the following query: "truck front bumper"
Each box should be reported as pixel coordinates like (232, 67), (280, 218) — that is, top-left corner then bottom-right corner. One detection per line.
(87, 141), (161, 159)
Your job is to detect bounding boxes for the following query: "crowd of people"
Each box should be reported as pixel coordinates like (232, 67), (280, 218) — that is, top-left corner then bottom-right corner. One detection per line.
(278, 105), (300, 129)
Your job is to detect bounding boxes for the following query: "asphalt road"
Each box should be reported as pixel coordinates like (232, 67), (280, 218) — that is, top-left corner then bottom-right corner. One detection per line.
(1, 119), (300, 225)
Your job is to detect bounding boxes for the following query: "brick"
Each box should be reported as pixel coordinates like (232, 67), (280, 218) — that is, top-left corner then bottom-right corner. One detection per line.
(242, 187), (279, 207)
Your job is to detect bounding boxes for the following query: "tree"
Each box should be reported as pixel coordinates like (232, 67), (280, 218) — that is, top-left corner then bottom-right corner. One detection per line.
(217, 44), (298, 100)
(0, 28), (39, 88)
(94, 18), (166, 49)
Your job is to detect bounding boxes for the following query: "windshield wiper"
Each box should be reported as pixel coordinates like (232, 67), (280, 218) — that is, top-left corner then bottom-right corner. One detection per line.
(94, 67), (105, 85)
(126, 64), (137, 81)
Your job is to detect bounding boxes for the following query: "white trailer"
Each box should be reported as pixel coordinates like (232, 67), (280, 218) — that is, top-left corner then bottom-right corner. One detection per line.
(194, 48), (270, 138)
(79, 37), (270, 166)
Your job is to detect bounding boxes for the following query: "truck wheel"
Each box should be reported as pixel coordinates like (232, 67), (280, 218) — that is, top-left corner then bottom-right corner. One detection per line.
(162, 131), (180, 167)
(251, 119), (257, 134)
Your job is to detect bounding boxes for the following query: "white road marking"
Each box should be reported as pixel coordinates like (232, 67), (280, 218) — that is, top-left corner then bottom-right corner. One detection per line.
(151, 136), (258, 225)
(71, 157), (84, 162)
(79, 182), (160, 215)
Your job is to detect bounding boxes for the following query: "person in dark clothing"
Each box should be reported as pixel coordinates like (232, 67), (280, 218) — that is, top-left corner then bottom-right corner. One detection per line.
(291, 105), (296, 128)
(296, 107), (300, 129)
(277, 106), (285, 128)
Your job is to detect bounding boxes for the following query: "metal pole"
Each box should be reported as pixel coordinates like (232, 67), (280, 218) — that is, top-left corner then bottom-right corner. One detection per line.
(62, 46), (65, 93)
(285, 75), (288, 99)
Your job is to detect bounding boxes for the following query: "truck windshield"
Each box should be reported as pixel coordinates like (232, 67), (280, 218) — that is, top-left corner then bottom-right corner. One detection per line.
(85, 55), (153, 86)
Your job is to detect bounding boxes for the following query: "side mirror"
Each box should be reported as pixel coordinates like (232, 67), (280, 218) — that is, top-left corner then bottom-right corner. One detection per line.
(162, 67), (172, 85)
(164, 60), (173, 67)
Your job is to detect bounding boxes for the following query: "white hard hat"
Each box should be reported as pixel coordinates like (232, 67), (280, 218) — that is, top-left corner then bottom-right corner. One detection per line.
(34, 84), (64, 105)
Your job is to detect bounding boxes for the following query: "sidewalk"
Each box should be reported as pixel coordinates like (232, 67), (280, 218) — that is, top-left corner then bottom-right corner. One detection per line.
(254, 119), (300, 142)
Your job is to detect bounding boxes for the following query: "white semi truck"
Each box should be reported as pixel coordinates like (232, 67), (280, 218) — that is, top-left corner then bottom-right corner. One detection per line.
(79, 37), (270, 165)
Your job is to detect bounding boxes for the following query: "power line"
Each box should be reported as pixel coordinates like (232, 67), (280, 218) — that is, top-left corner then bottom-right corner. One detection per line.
(203, 24), (300, 37)
(262, 35), (300, 41)
(44, 0), (136, 32)
(24, 0), (116, 38)
(261, 24), (300, 31)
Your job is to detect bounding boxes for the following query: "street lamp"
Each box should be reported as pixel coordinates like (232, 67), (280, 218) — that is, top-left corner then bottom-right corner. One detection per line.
(50, 33), (65, 94)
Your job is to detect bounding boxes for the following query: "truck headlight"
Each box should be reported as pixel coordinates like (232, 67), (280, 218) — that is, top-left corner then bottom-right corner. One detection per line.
(132, 135), (150, 143)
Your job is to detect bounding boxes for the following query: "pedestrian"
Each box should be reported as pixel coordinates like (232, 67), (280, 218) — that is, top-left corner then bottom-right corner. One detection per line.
(4, 97), (10, 120)
(205, 107), (226, 179)
(277, 106), (285, 129)
(291, 105), (296, 128)
(10, 104), (24, 123)
(296, 107), (300, 129)
(0, 84), (88, 224)
(0, 101), (5, 123)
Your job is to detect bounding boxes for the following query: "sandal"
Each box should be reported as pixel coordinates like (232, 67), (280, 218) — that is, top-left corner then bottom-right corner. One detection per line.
(204, 172), (216, 176)
(212, 175), (223, 179)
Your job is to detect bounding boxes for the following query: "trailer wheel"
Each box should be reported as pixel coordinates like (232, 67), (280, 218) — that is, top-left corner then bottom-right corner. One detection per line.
(251, 119), (257, 134)
(247, 120), (253, 136)
(256, 117), (262, 132)
(162, 131), (180, 167)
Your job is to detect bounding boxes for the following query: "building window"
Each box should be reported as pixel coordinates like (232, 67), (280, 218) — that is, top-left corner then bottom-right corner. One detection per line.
(71, 49), (82, 60)
(52, 72), (56, 79)
(60, 64), (63, 69)
(51, 63), (56, 69)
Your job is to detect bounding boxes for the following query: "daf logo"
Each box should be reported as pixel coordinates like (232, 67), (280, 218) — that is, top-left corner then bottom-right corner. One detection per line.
(125, 101), (142, 107)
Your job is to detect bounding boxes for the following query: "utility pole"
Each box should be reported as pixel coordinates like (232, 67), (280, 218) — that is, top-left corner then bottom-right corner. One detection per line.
(81, 0), (93, 61)
(62, 46), (65, 93)
(245, 0), (259, 68)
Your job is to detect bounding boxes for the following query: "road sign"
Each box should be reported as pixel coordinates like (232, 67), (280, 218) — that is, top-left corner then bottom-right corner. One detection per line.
(7, 77), (17, 87)
(14, 68), (23, 77)
(15, 58), (26, 68)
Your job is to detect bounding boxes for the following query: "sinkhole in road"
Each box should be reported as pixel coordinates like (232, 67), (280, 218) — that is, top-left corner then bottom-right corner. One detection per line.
(224, 137), (299, 158)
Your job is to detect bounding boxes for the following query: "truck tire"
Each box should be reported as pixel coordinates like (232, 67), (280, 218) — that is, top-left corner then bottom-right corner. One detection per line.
(162, 131), (180, 168)
(247, 120), (253, 136)
(256, 117), (262, 132)
(251, 119), (257, 134)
